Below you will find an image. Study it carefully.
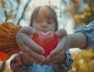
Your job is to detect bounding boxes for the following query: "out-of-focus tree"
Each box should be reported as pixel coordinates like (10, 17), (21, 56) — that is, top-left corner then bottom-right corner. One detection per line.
(0, 0), (32, 72)
(59, 0), (75, 34)
(0, 0), (31, 25)
(73, 0), (94, 28)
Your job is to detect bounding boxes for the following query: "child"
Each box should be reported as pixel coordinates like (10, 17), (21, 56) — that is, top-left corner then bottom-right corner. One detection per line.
(10, 5), (73, 72)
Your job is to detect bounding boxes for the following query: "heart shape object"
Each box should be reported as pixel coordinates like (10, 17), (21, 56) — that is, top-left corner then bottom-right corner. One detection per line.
(31, 31), (60, 57)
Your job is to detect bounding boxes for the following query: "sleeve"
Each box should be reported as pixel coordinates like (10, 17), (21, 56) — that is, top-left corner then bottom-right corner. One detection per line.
(10, 53), (33, 72)
(0, 22), (22, 61)
(60, 50), (73, 71)
(53, 50), (73, 72)
(75, 21), (94, 49)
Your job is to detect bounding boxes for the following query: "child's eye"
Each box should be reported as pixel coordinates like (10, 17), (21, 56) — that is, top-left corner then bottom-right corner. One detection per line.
(47, 21), (53, 24)
(36, 20), (42, 23)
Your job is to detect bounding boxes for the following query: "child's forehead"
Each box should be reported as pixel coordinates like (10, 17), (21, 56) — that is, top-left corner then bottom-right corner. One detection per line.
(36, 7), (54, 21)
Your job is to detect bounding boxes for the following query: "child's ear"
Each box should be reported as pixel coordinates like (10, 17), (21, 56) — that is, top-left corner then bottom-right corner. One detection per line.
(55, 29), (67, 38)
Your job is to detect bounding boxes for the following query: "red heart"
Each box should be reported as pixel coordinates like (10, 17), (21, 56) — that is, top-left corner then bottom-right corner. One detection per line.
(31, 31), (60, 57)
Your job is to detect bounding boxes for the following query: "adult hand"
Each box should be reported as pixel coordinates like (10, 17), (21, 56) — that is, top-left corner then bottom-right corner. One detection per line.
(16, 26), (45, 64)
(56, 29), (67, 38)
(46, 29), (70, 64)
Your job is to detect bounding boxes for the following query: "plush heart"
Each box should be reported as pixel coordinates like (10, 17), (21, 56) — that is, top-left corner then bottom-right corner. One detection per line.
(31, 31), (60, 57)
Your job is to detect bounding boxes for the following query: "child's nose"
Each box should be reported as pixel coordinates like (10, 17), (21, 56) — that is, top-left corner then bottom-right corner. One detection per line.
(41, 22), (48, 28)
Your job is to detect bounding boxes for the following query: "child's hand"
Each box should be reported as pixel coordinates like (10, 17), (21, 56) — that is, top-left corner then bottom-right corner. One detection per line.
(16, 27), (45, 64)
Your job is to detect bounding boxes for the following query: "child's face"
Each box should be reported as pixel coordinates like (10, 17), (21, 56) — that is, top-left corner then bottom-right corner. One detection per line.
(32, 7), (56, 32)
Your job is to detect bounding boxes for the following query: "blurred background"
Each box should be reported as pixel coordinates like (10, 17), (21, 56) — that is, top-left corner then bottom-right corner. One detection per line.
(0, 0), (94, 72)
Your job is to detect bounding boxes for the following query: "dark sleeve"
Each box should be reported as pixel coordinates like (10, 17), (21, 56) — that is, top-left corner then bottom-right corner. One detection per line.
(53, 50), (73, 72)
(10, 53), (33, 72)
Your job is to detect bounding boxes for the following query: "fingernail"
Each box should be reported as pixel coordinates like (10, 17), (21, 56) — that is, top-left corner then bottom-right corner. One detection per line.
(46, 56), (51, 64)
(46, 55), (50, 59)
(50, 52), (55, 57)
(41, 49), (45, 54)
(41, 56), (45, 62)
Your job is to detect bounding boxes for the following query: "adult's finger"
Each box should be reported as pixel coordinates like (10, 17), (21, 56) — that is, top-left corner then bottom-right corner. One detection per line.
(16, 32), (45, 62)
(16, 36), (45, 63)
(16, 32), (45, 54)
(10, 55), (21, 72)
(23, 53), (45, 64)
(21, 45), (45, 63)
(46, 51), (66, 64)
(49, 36), (69, 58)
(19, 26), (37, 35)
(55, 29), (67, 38)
